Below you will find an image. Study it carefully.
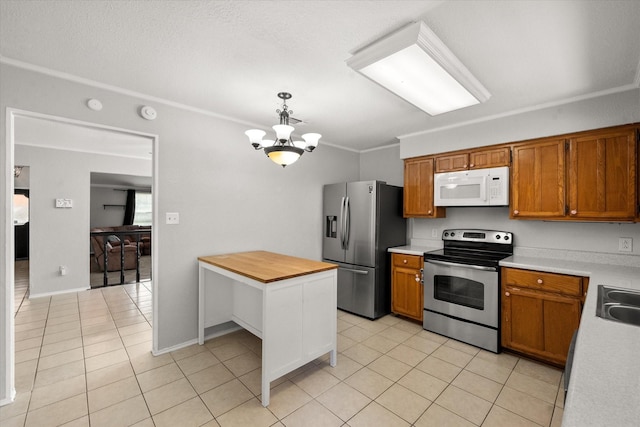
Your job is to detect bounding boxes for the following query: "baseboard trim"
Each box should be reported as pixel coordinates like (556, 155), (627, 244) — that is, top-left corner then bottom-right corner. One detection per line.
(0, 388), (17, 407)
(152, 324), (244, 356)
(28, 286), (91, 299)
(153, 338), (199, 356)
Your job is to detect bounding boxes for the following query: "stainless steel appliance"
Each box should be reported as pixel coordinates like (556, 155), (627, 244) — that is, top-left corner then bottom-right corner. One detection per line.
(323, 181), (406, 319)
(423, 229), (513, 352)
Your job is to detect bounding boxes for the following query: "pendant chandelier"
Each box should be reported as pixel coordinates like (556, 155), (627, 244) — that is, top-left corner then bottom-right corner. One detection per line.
(245, 92), (321, 168)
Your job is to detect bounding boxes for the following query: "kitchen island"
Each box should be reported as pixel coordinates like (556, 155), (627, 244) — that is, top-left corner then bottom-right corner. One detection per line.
(198, 251), (338, 406)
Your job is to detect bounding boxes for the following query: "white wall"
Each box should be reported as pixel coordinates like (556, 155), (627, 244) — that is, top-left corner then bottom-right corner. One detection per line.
(90, 187), (128, 228)
(0, 60), (360, 402)
(14, 145), (152, 296)
(360, 144), (404, 187)
(411, 207), (640, 257)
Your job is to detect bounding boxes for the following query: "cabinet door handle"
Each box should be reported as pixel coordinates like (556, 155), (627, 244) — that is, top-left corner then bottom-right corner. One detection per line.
(505, 291), (510, 297)
(570, 209), (577, 215)
(415, 275), (420, 282)
(463, 164), (468, 168)
(537, 278), (543, 284)
(403, 259), (407, 264)
(513, 210), (519, 215)
(428, 209), (432, 215)
(469, 163), (475, 168)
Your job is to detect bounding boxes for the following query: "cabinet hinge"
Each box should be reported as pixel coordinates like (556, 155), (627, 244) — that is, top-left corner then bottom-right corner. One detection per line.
(565, 205), (569, 215)
(509, 148), (513, 165)
(565, 141), (569, 151)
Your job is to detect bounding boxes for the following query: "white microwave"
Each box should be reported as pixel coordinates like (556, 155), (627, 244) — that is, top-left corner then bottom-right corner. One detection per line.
(434, 166), (509, 207)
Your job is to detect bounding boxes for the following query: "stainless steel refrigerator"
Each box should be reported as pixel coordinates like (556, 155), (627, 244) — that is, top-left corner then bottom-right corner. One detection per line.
(322, 181), (406, 319)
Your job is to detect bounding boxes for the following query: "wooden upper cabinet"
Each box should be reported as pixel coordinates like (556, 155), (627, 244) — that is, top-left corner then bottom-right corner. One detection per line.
(435, 153), (469, 172)
(511, 138), (566, 219)
(567, 127), (637, 221)
(435, 146), (511, 173)
(469, 147), (510, 169)
(404, 157), (446, 218)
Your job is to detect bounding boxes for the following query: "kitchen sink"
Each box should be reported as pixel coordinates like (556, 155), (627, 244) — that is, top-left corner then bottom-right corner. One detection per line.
(596, 286), (640, 327)
(606, 290), (640, 306)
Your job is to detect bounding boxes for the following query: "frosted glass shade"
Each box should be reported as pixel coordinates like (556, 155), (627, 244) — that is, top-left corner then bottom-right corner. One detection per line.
(245, 129), (266, 147)
(302, 133), (321, 151)
(272, 125), (294, 141)
(260, 139), (275, 148)
(264, 145), (304, 168)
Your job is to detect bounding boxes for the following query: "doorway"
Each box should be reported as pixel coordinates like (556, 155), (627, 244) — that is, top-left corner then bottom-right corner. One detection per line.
(3, 109), (159, 404)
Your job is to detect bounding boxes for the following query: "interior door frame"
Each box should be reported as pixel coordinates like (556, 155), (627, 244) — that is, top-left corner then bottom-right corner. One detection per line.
(2, 108), (160, 405)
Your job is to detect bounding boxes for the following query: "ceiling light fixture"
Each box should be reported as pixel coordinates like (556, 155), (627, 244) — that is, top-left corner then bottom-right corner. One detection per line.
(245, 92), (321, 168)
(346, 21), (490, 116)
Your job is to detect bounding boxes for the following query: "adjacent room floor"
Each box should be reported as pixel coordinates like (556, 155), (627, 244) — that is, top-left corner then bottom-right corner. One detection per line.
(3, 273), (564, 427)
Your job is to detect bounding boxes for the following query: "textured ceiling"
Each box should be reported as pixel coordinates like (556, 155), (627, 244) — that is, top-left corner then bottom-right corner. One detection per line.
(2, 0), (640, 152)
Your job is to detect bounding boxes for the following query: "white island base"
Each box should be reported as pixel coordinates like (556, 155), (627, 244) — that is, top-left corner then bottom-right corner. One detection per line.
(198, 251), (338, 407)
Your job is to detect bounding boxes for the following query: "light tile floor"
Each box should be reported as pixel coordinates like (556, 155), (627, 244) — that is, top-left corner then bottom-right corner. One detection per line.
(3, 278), (566, 426)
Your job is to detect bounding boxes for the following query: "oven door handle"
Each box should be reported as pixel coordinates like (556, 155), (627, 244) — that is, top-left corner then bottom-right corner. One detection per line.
(425, 259), (497, 272)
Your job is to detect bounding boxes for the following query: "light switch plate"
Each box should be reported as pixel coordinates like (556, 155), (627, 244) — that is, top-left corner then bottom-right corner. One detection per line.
(55, 198), (73, 208)
(166, 212), (179, 225)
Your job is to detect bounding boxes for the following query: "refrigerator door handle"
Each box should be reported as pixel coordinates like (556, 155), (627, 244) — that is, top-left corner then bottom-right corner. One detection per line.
(338, 267), (369, 275)
(339, 196), (346, 249)
(344, 196), (351, 250)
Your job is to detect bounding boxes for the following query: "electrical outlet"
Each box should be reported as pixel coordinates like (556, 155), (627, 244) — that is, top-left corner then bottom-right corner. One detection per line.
(619, 237), (633, 252)
(166, 212), (180, 225)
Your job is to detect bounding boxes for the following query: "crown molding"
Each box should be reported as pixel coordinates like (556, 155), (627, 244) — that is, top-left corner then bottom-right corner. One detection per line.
(398, 84), (640, 140)
(0, 56), (359, 153)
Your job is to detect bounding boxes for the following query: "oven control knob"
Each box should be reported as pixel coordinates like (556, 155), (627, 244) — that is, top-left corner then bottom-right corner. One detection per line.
(504, 235), (509, 241)
(496, 235), (501, 240)
(450, 232), (455, 237)
(444, 232), (449, 237)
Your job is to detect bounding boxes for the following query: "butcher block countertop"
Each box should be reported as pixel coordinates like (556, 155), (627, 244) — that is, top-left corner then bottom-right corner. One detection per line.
(198, 251), (338, 283)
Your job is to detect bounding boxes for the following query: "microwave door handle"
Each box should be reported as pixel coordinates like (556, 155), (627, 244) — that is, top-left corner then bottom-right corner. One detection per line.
(426, 259), (497, 272)
(481, 176), (488, 202)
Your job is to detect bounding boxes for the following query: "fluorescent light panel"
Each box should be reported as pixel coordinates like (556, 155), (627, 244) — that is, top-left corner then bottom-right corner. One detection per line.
(347, 22), (490, 116)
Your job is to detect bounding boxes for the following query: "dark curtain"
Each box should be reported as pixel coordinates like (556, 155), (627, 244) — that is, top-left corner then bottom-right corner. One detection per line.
(123, 189), (136, 225)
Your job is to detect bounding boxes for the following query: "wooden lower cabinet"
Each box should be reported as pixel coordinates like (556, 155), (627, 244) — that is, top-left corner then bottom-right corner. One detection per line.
(391, 253), (423, 321)
(501, 267), (585, 366)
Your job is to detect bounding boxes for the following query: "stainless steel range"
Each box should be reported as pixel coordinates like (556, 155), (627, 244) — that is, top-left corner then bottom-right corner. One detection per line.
(423, 229), (513, 353)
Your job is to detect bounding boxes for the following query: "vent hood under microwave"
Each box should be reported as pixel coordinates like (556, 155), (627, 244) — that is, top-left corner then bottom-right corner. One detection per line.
(434, 166), (509, 207)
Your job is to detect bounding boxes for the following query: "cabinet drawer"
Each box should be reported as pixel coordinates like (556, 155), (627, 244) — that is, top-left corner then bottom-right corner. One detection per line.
(392, 253), (423, 269)
(503, 268), (583, 297)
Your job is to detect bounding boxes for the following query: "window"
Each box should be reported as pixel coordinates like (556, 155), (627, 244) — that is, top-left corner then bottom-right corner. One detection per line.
(13, 193), (29, 226)
(133, 192), (152, 226)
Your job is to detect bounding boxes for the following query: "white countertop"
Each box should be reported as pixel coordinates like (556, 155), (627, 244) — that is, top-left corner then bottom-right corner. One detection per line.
(388, 244), (441, 256)
(500, 254), (640, 427)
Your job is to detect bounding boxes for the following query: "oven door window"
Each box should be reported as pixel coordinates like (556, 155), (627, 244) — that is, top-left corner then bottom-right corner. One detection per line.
(433, 275), (484, 310)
